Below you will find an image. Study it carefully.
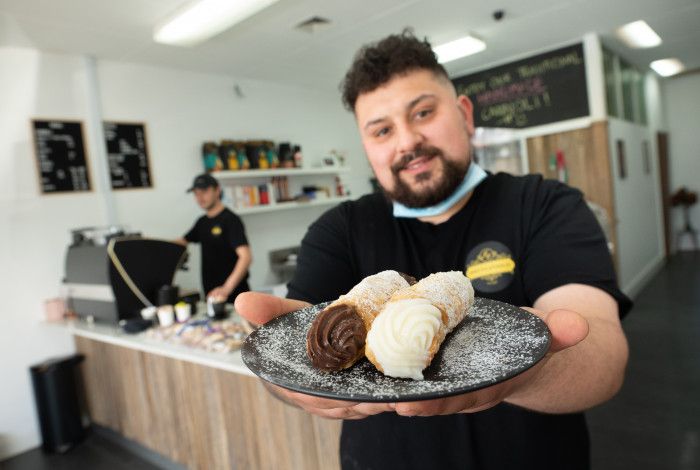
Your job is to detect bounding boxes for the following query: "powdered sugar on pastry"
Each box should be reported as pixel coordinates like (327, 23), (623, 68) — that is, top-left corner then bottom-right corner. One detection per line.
(409, 271), (475, 331)
(335, 270), (410, 318)
(366, 271), (474, 380)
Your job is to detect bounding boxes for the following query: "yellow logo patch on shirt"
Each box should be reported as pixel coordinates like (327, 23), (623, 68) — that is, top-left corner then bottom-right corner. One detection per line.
(211, 225), (223, 236)
(465, 241), (515, 293)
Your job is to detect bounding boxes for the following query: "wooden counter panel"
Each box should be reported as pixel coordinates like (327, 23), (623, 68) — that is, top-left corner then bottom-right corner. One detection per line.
(75, 336), (341, 470)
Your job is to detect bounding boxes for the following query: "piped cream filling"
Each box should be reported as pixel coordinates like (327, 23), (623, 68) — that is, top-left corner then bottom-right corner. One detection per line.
(366, 298), (442, 380)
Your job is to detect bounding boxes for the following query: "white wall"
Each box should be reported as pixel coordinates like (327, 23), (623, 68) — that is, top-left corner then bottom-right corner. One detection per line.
(596, 48), (667, 298)
(0, 46), (370, 460)
(96, 60), (370, 289)
(604, 71), (667, 298)
(662, 72), (700, 252)
(608, 113), (665, 297)
(0, 47), (106, 459)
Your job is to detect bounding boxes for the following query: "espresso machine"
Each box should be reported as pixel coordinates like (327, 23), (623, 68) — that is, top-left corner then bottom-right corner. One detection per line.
(63, 227), (187, 323)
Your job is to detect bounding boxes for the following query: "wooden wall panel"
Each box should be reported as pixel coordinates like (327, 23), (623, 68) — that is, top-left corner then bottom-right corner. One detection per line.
(526, 121), (618, 268)
(74, 336), (341, 470)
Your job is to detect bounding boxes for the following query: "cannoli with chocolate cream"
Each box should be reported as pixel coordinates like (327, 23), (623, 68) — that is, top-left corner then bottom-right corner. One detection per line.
(306, 270), (415, 371)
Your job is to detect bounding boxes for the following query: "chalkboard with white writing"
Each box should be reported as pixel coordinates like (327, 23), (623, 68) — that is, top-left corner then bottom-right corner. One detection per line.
(31, 119), (92, 194)
(452, 43), (589, 128)
(104, 121), (152, 189)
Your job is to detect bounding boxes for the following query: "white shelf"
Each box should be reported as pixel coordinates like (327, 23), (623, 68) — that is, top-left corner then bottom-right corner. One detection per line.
(213, 167), (349, 180)
(234, 196), (351, 215)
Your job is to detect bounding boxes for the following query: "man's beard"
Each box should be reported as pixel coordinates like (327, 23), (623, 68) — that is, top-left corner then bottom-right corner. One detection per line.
(382, 145), (469, 208)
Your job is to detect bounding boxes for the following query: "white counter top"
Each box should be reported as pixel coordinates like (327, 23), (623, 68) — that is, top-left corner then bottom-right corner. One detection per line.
(63, 319), (255, 378)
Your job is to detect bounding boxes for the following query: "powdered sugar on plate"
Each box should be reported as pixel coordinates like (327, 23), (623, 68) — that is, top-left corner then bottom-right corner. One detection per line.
(241, 297), (551, 402)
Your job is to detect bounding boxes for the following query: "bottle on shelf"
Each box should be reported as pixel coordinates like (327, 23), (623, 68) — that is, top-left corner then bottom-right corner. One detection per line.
(220, 140), (239, 170)
(258, 148), (270, 169)
(335, 176), (345, 196)
(278, 142), (294, 168)
(293, 145), (303, 168)
(266, 141), (280, 168)
(238, 148), (251, 170)
(202, 142), (223, 172)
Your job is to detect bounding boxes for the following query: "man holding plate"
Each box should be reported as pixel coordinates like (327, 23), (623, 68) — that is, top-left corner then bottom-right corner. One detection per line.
(236, 30), (630, 470)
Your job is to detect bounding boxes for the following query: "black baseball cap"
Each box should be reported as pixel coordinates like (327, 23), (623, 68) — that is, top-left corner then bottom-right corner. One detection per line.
(186, 173), (219, 192)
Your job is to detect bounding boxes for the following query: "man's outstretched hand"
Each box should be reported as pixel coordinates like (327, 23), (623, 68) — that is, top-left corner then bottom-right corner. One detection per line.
(235, 292), (590, 419)
(235, 291), (310, 326)
(391, 307), (589, 416)
(235, 292), (394, 419)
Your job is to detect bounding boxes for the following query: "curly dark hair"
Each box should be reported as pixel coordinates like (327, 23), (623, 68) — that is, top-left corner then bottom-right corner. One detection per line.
(340, 29), (449, 112)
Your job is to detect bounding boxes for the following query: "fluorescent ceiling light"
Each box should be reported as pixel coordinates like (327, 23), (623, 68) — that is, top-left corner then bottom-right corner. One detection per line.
(433, 35), (486, 64)
(154, 0), (281, 47)
(615, 20), (662, 48)
(650, 58), (685, 77)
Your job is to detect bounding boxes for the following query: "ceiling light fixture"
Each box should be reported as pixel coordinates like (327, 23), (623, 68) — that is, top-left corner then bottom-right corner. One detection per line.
(154, 0), (281, 47)
(433, 35), (486, 64)
(615, 20), (662, 48)
(650, 58), (685, 77)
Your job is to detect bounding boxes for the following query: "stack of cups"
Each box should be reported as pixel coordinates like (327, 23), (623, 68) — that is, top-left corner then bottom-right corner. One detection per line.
(157, 305), (175, 327)
(153, 284), (180, 327)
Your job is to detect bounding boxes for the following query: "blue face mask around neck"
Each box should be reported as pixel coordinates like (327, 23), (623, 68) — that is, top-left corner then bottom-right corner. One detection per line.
(392, 162), (487, 219)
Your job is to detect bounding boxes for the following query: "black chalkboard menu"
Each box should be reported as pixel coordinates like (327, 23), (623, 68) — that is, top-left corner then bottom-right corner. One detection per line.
(452, 43), (589, 128)
(104, 121), (152, 189)
(31, 119), (92, 194)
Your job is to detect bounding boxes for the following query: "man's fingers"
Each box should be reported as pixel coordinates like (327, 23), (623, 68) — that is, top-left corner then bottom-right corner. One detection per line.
(395, 399), (448, 417)
(521, 307), (589, 353)
(395, 395), (478, 417)
(542, 308), (589, 353)
(270, 384), (392, 419)
(350, 402), (395, 416)
(301, 402), (393, 420)
(234, 292), (311, 325)
(311, 406), (365, 420)
(285, 390), (361, 410)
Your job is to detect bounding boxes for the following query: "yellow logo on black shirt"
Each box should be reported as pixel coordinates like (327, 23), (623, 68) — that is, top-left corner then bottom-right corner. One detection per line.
(465, 242), (515, 293)
(211, 225), (222, 236)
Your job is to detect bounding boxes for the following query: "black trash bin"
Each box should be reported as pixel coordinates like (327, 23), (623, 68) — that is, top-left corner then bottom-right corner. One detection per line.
(30, 354), (87, 453)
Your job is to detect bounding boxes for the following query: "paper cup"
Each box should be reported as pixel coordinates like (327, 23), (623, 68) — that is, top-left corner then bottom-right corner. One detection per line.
(44, 298), (67, 322)
(157, 305), (175, 327)
(175, 303), (191, 322)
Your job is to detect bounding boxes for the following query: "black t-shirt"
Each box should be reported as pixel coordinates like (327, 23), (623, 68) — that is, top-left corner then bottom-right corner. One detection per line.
(184, 207), (249, 303)
(288, 173), (632, 470)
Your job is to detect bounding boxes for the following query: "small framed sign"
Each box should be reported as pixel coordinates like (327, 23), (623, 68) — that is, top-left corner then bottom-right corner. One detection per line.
(103, 121), (153, 189)
(31, 119), (92, 194)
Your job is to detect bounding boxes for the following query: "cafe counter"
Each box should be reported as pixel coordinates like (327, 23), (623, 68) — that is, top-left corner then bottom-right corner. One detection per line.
(65, 320), (341, 470)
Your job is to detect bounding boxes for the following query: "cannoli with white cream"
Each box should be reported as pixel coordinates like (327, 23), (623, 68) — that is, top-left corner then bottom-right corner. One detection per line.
(365, 271), (474, 380)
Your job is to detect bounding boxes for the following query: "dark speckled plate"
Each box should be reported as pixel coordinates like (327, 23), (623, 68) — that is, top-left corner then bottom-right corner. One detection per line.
(241, 297), (551, 402)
